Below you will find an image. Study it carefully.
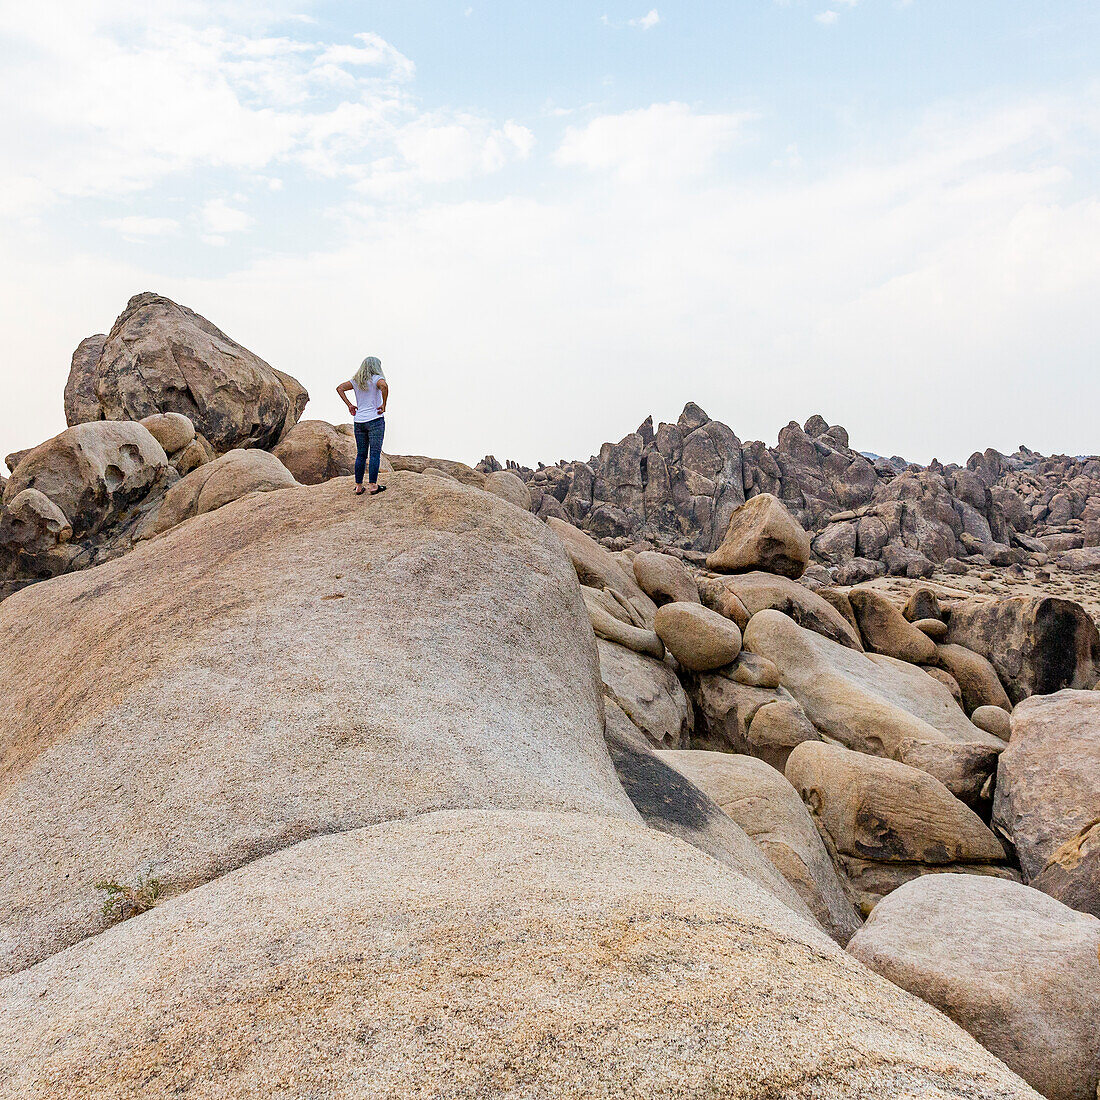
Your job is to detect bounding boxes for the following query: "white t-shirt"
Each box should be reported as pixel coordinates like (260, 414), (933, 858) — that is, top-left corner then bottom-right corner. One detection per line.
(350, 374), (385, 423)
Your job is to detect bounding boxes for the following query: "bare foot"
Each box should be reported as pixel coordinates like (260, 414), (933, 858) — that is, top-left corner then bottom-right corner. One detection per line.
(354, 485), (366, 495)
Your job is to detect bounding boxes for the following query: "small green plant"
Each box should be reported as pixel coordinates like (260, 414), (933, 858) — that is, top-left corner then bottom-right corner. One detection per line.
(96, 875), (162, 922)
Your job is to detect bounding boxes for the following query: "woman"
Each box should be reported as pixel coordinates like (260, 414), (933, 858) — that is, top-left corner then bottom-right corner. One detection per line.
(337, 357), (389, 496)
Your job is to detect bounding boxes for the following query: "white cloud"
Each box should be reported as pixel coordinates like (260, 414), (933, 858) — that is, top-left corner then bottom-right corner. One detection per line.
(556, 102), (752, 183)
(101, 215), (180, 238)
(629, 9), (661, 30)
(201, 199), (254, 234)
(815, 11), (839, 25)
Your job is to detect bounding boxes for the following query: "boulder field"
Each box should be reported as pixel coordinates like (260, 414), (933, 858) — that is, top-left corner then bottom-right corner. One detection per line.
(4, 292), (1099, 1097)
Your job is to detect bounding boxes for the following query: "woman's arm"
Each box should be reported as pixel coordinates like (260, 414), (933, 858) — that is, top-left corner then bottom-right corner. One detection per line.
(336, 380), (356, 413)
(377, 379), (389, 415)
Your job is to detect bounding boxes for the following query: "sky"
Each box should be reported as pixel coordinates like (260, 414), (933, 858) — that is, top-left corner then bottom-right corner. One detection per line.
(2, 1), (1099, 468)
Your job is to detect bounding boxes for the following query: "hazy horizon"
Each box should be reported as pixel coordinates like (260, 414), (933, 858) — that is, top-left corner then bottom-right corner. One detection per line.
(3, 1), (1099, 469)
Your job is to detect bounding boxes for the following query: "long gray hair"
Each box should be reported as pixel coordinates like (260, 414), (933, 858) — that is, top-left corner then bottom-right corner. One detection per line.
(352, 356), (383, 388)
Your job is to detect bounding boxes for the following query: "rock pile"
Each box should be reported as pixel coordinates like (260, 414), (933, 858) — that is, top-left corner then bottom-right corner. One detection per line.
(3, 292), (1097, 1098)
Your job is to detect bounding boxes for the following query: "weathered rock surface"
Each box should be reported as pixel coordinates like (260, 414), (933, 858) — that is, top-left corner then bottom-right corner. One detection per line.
(933, 644), (1013, 715)
(63, 334), (106, 426)
(597, 638), (692, 747)
(993, 689), (1100, 917)
(660, 750), (862, 944)
(0, 812), (1041, 1100)
(387, 453), (486, 487)
(654, 600), (742, 671)
(946, 595), (1100, 703)
(848, 874), (1100, 1100)
(632, 549), (699, 605)
(549, 517), (657, 623)
(849, 586), (937, 664)
(139, 412), (195, 455)
(73, 293), (308, 451)
(786, 742), (1005, 867)
(147, 448), (298, 535)
(484, 468), (532, 510)
(603, 709), (817, 920)
(0, 473), (626, 976)
(583, 588), (665, 658)
(271, 419), (356, 484)
(706, 492), (811, 578)
(971, 704), (1012, 740)
(702, 571), (864, 650)
(746, 610), (1005, 800)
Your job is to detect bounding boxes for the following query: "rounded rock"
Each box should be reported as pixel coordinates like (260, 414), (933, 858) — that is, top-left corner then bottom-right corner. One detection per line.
(655, 601), (742, 672)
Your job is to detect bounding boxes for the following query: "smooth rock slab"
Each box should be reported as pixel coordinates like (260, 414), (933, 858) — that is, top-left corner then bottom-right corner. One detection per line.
(0, 811), (1042, 1100)
(654, 600), (742, 671)
(993, 689), (1100, 917)
(745, 610), (1005, 801)
(848, 874), (1100, 1100)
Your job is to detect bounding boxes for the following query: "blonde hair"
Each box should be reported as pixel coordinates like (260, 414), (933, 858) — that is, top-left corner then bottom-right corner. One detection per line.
(353, 356), (383, 388)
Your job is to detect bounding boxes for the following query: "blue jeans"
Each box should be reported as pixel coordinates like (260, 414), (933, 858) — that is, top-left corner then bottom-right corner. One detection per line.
(354, 417), (385, 485)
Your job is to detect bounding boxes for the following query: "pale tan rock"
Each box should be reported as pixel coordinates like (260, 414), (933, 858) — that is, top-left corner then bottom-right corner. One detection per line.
(2, 421), (168, 540)
(0, 473), (625, 977)
(654, 601), (742, 671)
(746, 610), (1004, 801)
(933, 643), (1012, 715)
(139, 412), (195, 455)
(88, 293), (306, 451)
(971, 704), (1011, 740)
(148, 449), (298, 535)
(706, 571), (864, 650)
(583, 589), (664, 659)
(849, 586), (937, 664)
(632, 550), (700, 605)
(840, 858), (1021, 916)
(786, 742), (1005, 866)
(485, 469), (532, 510)
(817, 586), (860, 635)
(706, 492), (811, 578)
(597, 638), (691, 748)
(661, 749), (863, 945)
(386, 453), (485, 487)
(271, 419), (355, 484)
(548, 517), (657, 623)
(946, 595), (1100, 703)
(994, 689), (1100, 917)
(729, 651), (781, 688)
(848, 874), (1100, 1100)
(0, 813), (1039, 1100)
(745, 699), (823, 772)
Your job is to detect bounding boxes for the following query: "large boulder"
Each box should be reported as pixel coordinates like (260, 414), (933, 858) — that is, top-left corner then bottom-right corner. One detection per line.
(848, 874), (1100, 1100)
(993, 689), (1100, 917)
(597, 638), (692, 747)
(786, 742), (1005, 867)
(654, 600), (742, 671)
(582, 588), (665, 659)
(271, 419), (356, 485)
(75, 293), (308, 451)
(386, 453), (486, 487)
(848, 586), (937, 664)
(745, 610), (1005, 802)
(0, 473), (628, 977)
(2, 421), (168, 540)
(63, 334), (106, 426)
(933, 644), (1012, 715)
(946, 595), (1100, 704)
(660, 749), (862, 944)
(632, 550), (700, 605)
(705, 492), (811, 578)
(701, 571), (864, 650)
(0, 812), (1042, 1099)
(147, 449), (298, 535)
(484, 469), (532, 510)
